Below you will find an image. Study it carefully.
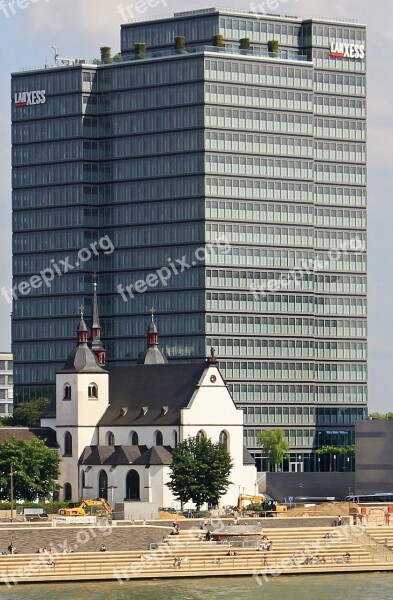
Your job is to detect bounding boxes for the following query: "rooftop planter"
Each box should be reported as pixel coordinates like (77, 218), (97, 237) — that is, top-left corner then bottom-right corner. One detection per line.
(174, 36), (188, 53)
(100, 47), (112, 64)
(239, 38), (251, 53)
(135, 42), (147, 59)
(268, 40), (280, 57)
(213, 34), (225, 48)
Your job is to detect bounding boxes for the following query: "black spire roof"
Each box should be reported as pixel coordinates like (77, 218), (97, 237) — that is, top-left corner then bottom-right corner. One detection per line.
(137, 310), (168, 365)
(60, 308), (107, 374)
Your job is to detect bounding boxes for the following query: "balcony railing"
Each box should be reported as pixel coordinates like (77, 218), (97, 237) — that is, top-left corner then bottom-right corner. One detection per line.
(16, 44), (310, 72)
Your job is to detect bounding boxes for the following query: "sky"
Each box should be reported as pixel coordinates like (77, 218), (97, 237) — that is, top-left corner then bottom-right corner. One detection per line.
(1, 0), (391, 412)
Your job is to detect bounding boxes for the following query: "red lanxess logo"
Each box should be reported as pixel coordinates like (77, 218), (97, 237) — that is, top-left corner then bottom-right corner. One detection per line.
(330, 42), (365, 60)
(14, 90), (46, 108)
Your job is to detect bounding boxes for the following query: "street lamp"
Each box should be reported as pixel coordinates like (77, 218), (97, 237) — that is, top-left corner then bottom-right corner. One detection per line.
(10, 465), (16, 523)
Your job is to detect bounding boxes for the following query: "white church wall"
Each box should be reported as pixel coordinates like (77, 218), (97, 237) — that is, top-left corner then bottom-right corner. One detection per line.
(56, 372), (109, 428)
(98, 426), (179, 448)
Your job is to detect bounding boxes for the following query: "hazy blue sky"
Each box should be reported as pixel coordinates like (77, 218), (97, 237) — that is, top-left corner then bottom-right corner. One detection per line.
(1, 0), (391, 412)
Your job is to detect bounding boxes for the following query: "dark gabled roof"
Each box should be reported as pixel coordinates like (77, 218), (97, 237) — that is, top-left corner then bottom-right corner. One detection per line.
(243, 446), (256, 466)
(79, 445), (148, 466)
(132, 445), (173, 466)
(59, 344), (107, 374)
(0, 428), (58, 448)
(98, 362), (206, 427)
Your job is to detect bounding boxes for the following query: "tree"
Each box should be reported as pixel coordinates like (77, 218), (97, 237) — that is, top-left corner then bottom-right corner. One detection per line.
(257, 429), (289, 471)
(167, 436), (233, 509)
(368, 412), (393, 420)
(268, 39), (280, 57)
(100, 46), (111, 64)
(316, 445), (355, 472)
(2, 397), (50, 428)
(0, 438), (60, 501)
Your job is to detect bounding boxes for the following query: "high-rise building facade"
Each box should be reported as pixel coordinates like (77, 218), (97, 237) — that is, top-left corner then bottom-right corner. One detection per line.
(0, 353), (13, 417)
(11, 8), (367, 470)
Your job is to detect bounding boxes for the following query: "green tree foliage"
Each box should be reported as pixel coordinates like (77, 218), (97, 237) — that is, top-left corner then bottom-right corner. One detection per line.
(368, 412), (393, 420)
(167, 436), (233, 509)
(2, 397), (50, 428)
(316, 445), (355, 456)
(239, 37), (251, 50)
(213, 34), (225, 47)
(257, 429), (289, 471)
(0, 438), (60, 501)
(268, 39), (280, 56)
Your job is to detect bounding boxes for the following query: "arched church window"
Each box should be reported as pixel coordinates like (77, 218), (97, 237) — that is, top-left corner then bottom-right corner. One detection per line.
(98, 470), (108, 500)
(64, 431), (73, 457)
(197, 430), (207, 441)
(88, 383), (98, 399)
(107, 432), (115, 446)
(155, 430), (163, 446)
(219, 430), (229, 452)
(130, 431), (139, 445)
(125, 470), (140, 501)
(63, 482), (72, 502)
(64, 383), (71, 400)
(172, 430), (178, 448)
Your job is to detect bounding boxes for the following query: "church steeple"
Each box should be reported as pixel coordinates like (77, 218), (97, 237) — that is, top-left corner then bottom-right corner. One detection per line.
(147, 307), (158, 347)
(137, 309), (168, 365)
(77, 306), (88, 345)
(60, 308), (106, 374)
(91, 274), (106, 365)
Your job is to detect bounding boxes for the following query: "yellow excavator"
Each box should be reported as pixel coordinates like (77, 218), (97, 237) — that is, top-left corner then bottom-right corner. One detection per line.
(58, 498), (112, 517)
(237, 494), (266, 512)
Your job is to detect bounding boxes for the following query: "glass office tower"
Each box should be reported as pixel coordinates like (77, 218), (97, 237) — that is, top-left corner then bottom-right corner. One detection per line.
(11, 8), (367, 469)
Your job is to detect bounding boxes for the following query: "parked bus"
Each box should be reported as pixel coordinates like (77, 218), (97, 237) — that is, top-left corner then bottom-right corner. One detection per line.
(295, 496), (336, 503)
(345, 493), (393, 503)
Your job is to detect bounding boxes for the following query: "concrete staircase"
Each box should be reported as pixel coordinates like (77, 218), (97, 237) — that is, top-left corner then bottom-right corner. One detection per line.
(365, 526), (393, 553)
(0, 525), (392, 585)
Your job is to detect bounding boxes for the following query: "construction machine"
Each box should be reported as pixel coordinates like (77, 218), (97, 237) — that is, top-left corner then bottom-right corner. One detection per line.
(58, 498), (112, 517)
(237, 494), (266, 512)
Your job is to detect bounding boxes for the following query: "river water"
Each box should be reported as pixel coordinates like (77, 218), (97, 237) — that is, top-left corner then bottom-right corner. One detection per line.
(1, 573), (391, 599)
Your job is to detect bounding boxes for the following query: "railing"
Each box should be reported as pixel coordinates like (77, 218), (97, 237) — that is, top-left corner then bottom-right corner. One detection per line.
(123, 45), (310, 62)
(15, 44), (310, 72)
(349, 527), (393, 563)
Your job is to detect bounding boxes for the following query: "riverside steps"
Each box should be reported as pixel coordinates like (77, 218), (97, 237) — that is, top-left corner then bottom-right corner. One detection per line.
(1, 520), (393, 585)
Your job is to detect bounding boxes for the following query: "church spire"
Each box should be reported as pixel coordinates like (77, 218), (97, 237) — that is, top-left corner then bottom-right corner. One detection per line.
(77, 306), (88, 345)
(91, 274), (106, 365)
(147, 307), (158, 347)
(137, 309), (168, 365)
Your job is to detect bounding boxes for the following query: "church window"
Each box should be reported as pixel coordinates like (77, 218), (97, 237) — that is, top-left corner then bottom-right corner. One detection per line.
(125, 470), (140, 500)
(219, 430), (229, 452)
(130, 431), (139, 445)
(98, 470), (108, 500)
(64, 383), (71, 400)
(88, 383), (98, 399)
(63, 482), (72, 501)
(64, 431), (73, 457)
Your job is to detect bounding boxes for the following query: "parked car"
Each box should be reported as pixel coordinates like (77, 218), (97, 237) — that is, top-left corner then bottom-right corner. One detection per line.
(158, 507), (177, 514)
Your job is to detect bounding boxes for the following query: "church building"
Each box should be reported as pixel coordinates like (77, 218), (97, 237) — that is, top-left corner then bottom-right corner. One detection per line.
(40, 282), (257, 515)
